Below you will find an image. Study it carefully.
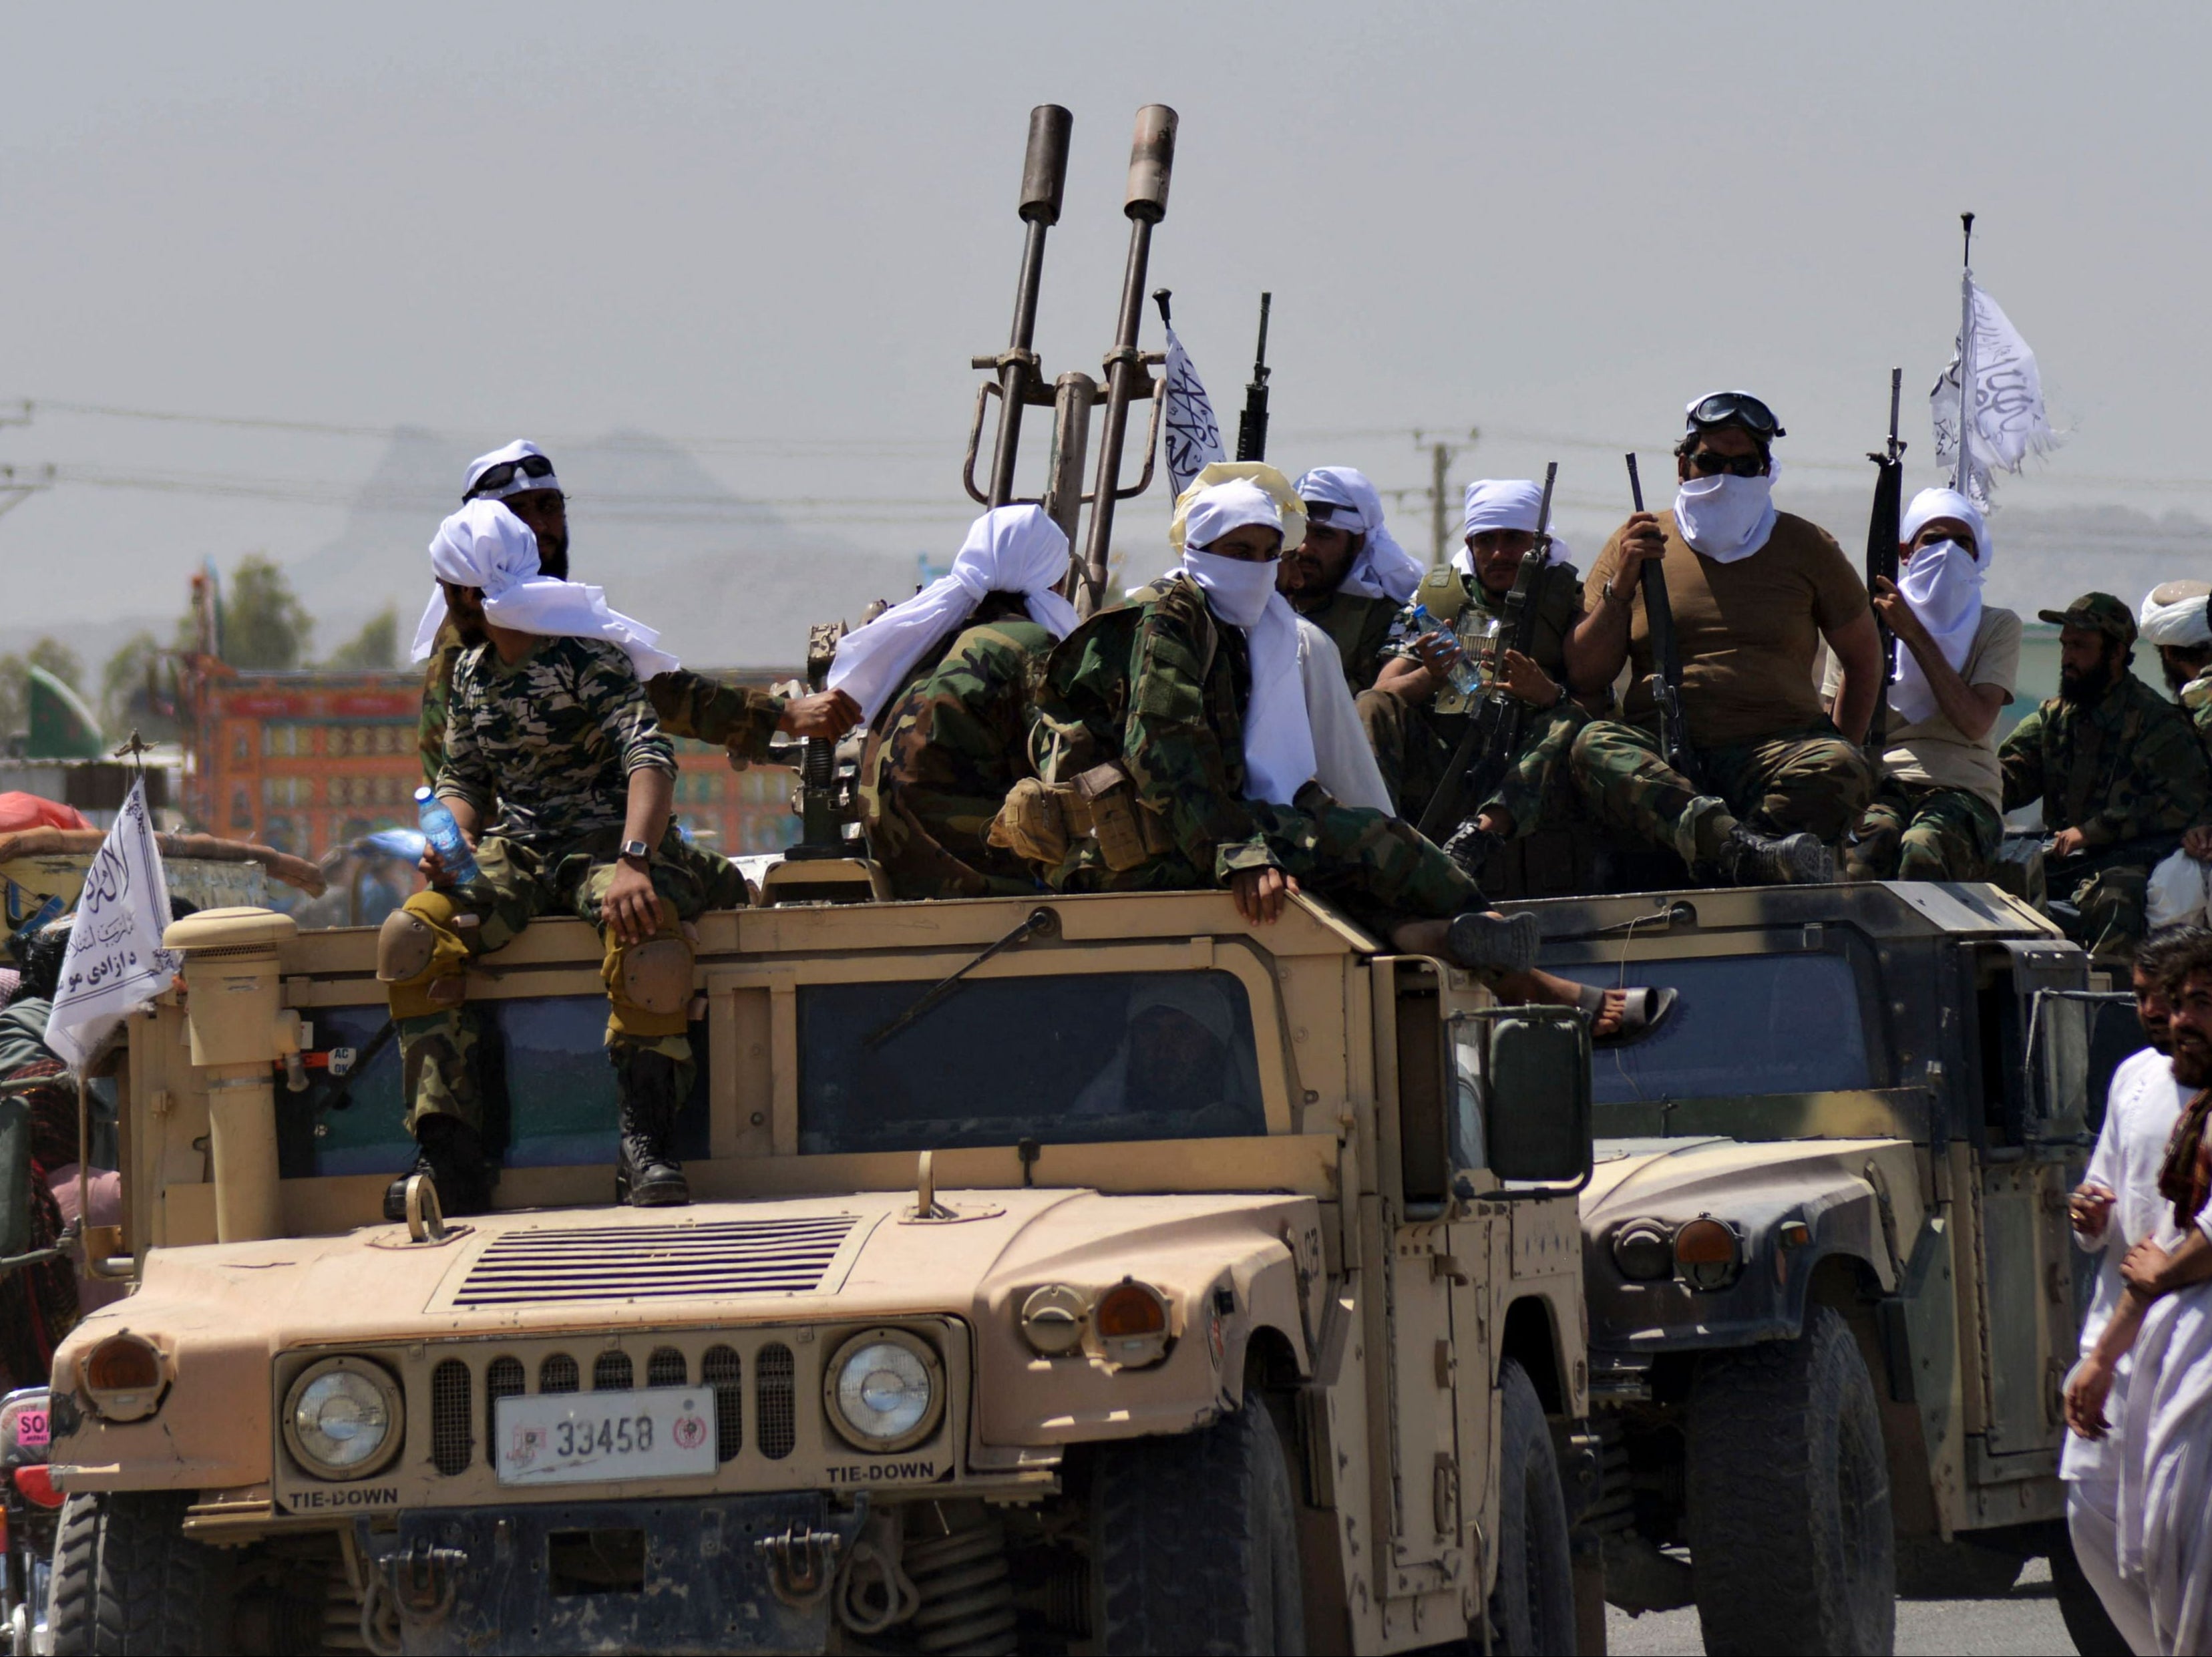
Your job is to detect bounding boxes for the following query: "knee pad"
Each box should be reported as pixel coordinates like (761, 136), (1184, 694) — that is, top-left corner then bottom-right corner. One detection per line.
(604, 934), (695, 1039)
(383, 892), (473, 1018)
(377, 909), (438, 982)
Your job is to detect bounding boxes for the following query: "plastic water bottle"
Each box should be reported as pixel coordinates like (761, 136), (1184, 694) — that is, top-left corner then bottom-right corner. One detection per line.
(414, 787), (480, 888)
(1410, 605), (1483, 699)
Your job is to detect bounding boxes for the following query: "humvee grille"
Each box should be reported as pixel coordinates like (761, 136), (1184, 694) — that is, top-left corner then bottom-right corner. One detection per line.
(758, 1342), (796, 1460)
(484, 1356), (524, 1469)
(430, 1360), (472, 1475)
(450, 1217), (859, 1307)
(593, 1351), (633, 1391)
(701, 1345), (743, 1461)
(647, 1347), (687, 1389)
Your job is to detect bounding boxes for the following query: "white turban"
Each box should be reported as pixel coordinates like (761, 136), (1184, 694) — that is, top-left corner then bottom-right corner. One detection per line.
(1889, 487), (1990, 726)
(409, 500), (679, 681)
(1165, 480), (1315, 807)
(1900, 487), (1992, 566)
(2140, 580), (2212, 649)
(462, 438), (562, 502)
(1292, 466), (1423, 603)
(827, 505), (1079, 724)
(1454, 479), (1572, 574)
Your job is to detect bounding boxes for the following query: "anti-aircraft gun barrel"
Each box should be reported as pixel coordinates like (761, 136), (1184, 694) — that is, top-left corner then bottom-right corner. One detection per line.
(965, 106), (1073, 510)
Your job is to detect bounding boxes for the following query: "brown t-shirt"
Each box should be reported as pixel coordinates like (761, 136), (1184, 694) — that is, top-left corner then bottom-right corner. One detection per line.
(1584, 509), (1868, 747)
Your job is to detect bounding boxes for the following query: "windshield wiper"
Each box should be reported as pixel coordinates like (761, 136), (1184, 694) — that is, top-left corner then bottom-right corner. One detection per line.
(862, 905), (1061, 1051)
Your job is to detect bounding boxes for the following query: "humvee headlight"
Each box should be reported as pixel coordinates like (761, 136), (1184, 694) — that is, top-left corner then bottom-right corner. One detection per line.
(826, 1330), (942, 1453)
(1093, 1280), (1171, 1369)
(1611, 1222), (1674, 1283)
(1019, 1284), (1089, 1357)
(80, 1334), (168, 1423)
(283, 1358), (401, 1480)
(1674, 1218), (1742, 1292)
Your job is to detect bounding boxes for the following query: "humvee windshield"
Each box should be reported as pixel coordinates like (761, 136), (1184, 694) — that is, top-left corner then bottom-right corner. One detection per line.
(799, 968), (1267, 1153)
(1554, 953), (1873, 1103)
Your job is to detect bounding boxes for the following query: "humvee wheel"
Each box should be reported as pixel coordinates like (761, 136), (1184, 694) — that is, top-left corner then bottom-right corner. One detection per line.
(50, 1491), (226, 1656)
(1686, 1304), (1895, 1655)
(1487, 1358), (1577, 1655)
(1089, 1396), (1304, 1654)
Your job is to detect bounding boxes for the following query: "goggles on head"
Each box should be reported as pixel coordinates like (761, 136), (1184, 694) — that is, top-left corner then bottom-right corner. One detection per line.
(464, 453), (558, 500)
(1684, 390), (1785, 441)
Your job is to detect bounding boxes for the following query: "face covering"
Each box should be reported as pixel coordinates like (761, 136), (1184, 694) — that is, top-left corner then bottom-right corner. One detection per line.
(1673, 468), (1777, 564)
(1181, 548), (1281, 627)
(1173, 548), (1316, 805)
(1889, 540), (1985, 726)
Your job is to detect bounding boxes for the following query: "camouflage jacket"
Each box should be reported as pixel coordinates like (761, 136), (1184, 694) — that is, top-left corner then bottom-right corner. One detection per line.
(436, 636), (675, 850)
(1034, 574), (1274, 886)
(858, 594), (1055, 900)
(1290, 588), (1401, 695)
(1998, 671), (2212, 848)
(419, 618), (783, 787)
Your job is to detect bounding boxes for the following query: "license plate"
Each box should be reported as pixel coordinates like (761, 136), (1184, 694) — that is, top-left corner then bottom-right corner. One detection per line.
(493, 1387), (717, 1487)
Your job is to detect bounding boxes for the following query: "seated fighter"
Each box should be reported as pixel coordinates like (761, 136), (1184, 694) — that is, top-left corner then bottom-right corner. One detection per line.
(380, 501), (748, 1217)
(996, 474), (1670, 1041)
(1564, 391), (1881, 885)
(1360, 479), (1590, 866)
(828, 504), (1079, 899)
(1279, 466), (1425, 692)
(2139, 583), (2212, 928)
(417, 440), (856, 785)
(1831, 488), (2021, 882)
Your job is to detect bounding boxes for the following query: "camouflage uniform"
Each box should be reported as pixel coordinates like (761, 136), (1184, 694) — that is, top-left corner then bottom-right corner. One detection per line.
(1569, 720), (1875, 866)
(388, 636), (745, 1135)
(1290, 588), (1401, 695)
(858, 592), (1055, 900)
(419, 617), (785, 787)
(1355, 560), (1586, 834)
(1999, 670), (2211, 962)
(1842, 781), (2003, 883)
(1025, 576), (1483, 936)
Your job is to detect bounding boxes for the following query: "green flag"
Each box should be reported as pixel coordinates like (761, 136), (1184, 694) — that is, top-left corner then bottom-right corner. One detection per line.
(26, 665), (104, 759)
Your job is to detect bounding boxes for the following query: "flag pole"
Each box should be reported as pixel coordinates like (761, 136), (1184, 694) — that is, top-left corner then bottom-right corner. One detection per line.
(1954, 211), (1976, 494)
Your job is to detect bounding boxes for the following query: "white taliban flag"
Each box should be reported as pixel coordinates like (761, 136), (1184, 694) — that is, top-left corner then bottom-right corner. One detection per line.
(1930, 275), (2056, 509)
(1161, 325), (1226, 499)
(47, 779), (182, 1070)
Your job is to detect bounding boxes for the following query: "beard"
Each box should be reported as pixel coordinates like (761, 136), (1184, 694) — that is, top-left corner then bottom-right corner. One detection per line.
(536, 534), (570, 580)
(2059, 657), (2116, 704)
(2172, 1031), (2212, 1088)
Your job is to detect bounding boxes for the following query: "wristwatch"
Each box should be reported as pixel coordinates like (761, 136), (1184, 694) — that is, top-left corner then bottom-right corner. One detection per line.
(618, 838), (653, 865)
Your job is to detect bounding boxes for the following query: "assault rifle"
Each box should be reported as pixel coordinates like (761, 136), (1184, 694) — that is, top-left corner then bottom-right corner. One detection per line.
(1626, 453), (1694, 778)
(1864, 368), (1907, 751)
(1235, 291), (1272, 462)
(1415, 462), (1558, 842)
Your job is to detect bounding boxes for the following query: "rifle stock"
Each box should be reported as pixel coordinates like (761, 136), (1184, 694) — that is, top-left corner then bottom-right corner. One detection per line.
(1864, 368), (1906, 751)
(1626, 454), (1694, 778)
(1414, 462), (1558, 841)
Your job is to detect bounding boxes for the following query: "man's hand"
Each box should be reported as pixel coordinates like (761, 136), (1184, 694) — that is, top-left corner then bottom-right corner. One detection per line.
(601, 859), (665, 946)
(2187, 824), (2212, 862)
(1499, 649), (1559, 709)
(2069, 1181), (2116, 1240)
(1231, 866), (1299, 926)
(1612, 514), (1667, 594)
(2123, 1238), (2172, 1295)
(1871, 576), (1931, 649)
(2065, 1352), (2118, 1439)
(779, 689), (860, 740)
(2048, 826), (2088, 860)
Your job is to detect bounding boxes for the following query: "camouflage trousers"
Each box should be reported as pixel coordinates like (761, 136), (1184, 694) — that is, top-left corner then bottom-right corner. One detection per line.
(1843, 780), (2002, 882)
(1356, 689), (1589, 838)
(2045, 850), (2155, 966)
(391, 826), (747, 1135)
(1568, 720), (1877, 866)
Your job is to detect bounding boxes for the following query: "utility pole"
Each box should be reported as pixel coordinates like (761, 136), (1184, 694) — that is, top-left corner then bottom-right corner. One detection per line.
(1411, 427), (1479, 565)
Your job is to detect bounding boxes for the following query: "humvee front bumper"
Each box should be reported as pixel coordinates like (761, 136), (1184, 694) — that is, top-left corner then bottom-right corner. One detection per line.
(353, 1491), (868, 1656)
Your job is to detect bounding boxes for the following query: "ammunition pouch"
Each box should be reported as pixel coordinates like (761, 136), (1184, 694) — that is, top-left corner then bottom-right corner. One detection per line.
(988, 763), (1171, 874)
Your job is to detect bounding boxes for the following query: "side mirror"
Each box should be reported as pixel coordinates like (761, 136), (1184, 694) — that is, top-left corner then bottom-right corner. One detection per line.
(2027, 988), (2135, 1143)
(1452, 1008), (1593, 1193)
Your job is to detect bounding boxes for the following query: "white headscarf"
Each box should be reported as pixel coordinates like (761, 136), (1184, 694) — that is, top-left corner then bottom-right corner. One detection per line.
(1169, 480), (1316, 807)
(1293, 467), (1424, 602)
(2140, 580), (2212, 649)
(1296, 621), (1395, 812)
(409, 500), (679, 680)
(1889, 486), (1989, 725)
(462, 438), (562, 502)
(1673, 461), (1779, 564)
(827, 505), (1078, 723)
(1454, 479), (1573, 574)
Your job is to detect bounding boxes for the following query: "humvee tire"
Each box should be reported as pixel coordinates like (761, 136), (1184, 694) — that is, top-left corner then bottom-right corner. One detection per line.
(49, 1491), (226, 1656)
(1090, 1397), (1304, 1654)
(1487, 1358), (1577, 1656)
(1686, 1304), (1895, 1655)
(2049, 1531), (2132, 1656)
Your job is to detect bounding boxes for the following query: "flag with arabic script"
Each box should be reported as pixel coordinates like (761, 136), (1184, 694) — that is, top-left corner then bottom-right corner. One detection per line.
(1930, 277), (2057, 509)
(47, 779), (182, 1070)
(1161, 325), (1226, 499)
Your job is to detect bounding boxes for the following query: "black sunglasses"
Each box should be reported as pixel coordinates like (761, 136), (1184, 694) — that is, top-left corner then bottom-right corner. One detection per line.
(465, 454), (556, 498)
(1686, 391), (1785, 439)
(1684, 449), (1768, 478)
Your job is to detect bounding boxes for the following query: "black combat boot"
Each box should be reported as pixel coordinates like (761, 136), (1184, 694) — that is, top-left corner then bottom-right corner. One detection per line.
(1443, 909), (1541, 976)
(1442, 821), (1504, 880)
(381, 1115), (493, 1222)
(615, 1048), (691, 1208)
(1716, 824), (1836, 886)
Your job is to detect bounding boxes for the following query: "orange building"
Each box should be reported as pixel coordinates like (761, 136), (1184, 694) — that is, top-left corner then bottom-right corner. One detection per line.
(182, 665), (802, 864)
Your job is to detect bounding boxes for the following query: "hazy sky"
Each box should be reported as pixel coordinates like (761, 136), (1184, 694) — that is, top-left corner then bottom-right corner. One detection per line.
(4, 2), (2207, 655)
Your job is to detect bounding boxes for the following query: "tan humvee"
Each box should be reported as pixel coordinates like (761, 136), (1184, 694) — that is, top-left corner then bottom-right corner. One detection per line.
(41, 889), (1596, 1655)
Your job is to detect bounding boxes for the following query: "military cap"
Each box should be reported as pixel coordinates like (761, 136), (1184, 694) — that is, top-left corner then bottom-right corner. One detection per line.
(2037, 592), (2137, 642)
